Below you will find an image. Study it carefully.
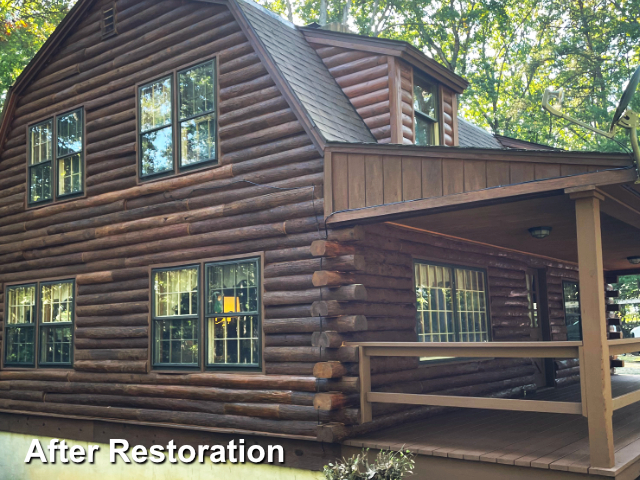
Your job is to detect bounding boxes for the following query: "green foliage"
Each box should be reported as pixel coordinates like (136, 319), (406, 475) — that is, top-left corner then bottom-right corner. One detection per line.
(323, 449), (415, 480)
(261, 0), (640, 152)
(0, 0), (73, 103)
(613, 275), (640, 332)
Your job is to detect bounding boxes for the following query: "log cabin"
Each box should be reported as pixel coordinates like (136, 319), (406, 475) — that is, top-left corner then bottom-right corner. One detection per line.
(0, 0), (639, 478)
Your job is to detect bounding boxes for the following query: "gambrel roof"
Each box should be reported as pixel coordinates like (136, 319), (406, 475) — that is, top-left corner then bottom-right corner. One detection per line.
(0, 0), (376, 155)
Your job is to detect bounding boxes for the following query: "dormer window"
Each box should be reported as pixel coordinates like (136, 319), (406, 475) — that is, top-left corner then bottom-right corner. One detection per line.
(102, 4), (117, 38)
(414, 76), (439, 146)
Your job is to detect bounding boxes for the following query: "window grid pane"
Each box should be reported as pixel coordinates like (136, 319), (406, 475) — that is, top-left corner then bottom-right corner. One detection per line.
(58, 153), (83, 197)
(140, 77), (172, 133)
(40, 326), (73, 364)
(7, 285), (36, 325)
(179, 60), (216, 167)
(153, 266), (200, 366)
(206, 259), (260, 367)
(57, 110), (83, 157)
(415, 263), (454, 342)
(29, 162), (52, 204)
(415, 262), (489, 343)
(41, 281), (74, 324)
(5, 326), (35, 364)
(455, 268), (489, 342)
(29, 121), (53, 165)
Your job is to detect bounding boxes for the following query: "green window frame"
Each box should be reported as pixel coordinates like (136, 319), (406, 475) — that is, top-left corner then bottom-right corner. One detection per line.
(152, 265), (201, 368)
(138, 59), (217, 181)
(4, 280), (75, 368)
(151, 258), (261, 371)
(28, 109), (84, 206)
(563, 280), (582, 341)
(414, 261), (491, 343)
(413, 75), (439, 146)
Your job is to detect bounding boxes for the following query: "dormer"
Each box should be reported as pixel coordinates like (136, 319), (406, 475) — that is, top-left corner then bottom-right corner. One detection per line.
(302, 27), (468, 146)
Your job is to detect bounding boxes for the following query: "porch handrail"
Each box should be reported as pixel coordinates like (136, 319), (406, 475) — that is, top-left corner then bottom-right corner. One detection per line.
(348, 340), (640, 424)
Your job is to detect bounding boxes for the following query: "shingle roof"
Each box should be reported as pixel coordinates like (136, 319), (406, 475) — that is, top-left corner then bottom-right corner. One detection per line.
(236, 0), (375, 144)
(457, 117), (504, 149)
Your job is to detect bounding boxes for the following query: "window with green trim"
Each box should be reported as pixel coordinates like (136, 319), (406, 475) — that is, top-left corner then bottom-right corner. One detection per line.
(139, 59), (217, 180)
(151, 258), (261, 371)
(4, 280), (75, 368)
(414, 261), (490, 343)
(28, 109), (84, 205)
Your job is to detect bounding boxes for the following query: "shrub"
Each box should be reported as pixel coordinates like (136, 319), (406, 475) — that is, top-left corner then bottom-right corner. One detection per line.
(323, 449), (415, 480)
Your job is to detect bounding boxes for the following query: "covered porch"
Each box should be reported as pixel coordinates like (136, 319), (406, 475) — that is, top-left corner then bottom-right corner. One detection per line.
(321, 142), (640, 476)
(343, 375), (640, 480)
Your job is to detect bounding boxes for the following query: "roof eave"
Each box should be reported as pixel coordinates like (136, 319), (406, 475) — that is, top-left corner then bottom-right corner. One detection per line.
(300, 27), (468, 94)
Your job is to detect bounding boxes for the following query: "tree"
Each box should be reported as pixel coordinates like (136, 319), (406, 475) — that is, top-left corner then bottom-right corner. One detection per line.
(261, 0), (640, 152)
(0, 0), (73, 104)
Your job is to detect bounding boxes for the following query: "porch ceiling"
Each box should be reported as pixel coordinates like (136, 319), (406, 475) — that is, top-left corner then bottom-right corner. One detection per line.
(394, 185), (640, 274)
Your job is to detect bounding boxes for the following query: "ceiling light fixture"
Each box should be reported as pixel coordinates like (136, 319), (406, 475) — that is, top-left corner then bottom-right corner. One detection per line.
(628, 256), (640, 265)
(528, 226), (552, 239)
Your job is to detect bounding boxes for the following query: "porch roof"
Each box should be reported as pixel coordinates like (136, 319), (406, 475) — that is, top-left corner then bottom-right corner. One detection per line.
(323, 142), (640, 275)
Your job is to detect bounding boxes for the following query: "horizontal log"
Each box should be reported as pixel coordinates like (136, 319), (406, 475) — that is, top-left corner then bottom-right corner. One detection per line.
(75, 326), (149, 339)
(76, 267), (149, 285)
(73, 360), (148, 373)
(314, 362), (347, 379)
(75, 337), (149, 350)
(264, 274), (314, 291)
(263, 285), (367, 306)
(76, 289), (149, 306)
(264, 346), (358, 363)
(75, 302), (149, 317)
(311, 301), (415, 318)
(264, 334), (312, 347)
(0, 399), (316, 437)
(263, 315), (368, 334)
(75, 314), (149, 328)
(77, 277), (149, 296)
(74, 349), (148, 361)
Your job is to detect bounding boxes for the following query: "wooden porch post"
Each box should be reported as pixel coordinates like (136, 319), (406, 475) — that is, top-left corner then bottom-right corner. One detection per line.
(571, 189), (615, 468)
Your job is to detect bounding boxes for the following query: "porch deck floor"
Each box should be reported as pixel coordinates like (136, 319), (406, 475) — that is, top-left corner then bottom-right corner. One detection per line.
(344, 374), (640, 478)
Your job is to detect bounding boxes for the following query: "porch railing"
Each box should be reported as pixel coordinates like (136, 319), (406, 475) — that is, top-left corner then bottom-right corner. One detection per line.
(348, 338), (640, 468)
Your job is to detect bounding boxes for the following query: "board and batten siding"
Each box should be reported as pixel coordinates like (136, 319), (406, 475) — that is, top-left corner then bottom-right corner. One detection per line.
(324, 149), (625, 215)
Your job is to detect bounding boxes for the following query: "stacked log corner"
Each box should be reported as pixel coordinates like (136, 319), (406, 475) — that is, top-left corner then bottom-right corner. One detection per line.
(607, 285), (624, 369)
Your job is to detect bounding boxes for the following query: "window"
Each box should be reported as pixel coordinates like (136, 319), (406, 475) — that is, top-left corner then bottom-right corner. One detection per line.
(152, 257), (260, 370)
(563, 281), (582, 341)
(28, 109), (84, 206)
(139, 59), (217, 180)
(4, 280), (74, 368)
(414, 261), (490, 342)
(413, 76), (439, 146)
(102, 3), (117, 38)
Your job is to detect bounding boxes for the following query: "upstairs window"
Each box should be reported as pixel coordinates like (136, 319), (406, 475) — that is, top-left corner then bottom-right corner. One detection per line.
(28, 108), (84, 206)
(139, 59), (217, 181)
(4, 280), (75, 368)
(414, 76), (439, 146)
(414, 261), (490, 343)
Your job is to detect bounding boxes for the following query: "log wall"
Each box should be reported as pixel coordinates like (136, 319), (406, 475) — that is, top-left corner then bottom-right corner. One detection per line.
(311, 44), (393, 143)
(0, 0), (336, 439)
